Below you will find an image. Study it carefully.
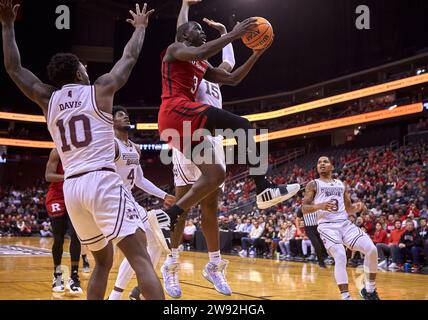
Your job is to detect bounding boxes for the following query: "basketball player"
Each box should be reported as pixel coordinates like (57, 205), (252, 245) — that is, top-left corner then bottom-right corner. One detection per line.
(0, 2), (164, 299)
(46, 148), (84, 294)
(159, 6), (300, 265)
(302, 157), (380, 300)
(159, 0), (237, 298)
(108, 106), (175, 300)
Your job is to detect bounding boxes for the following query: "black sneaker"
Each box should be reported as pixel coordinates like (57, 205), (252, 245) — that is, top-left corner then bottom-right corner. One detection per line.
(67, 275), (83, 295)
(360, 288), (380, 300)
(318, 261), (327, 268)
(129, 286), (142, 300)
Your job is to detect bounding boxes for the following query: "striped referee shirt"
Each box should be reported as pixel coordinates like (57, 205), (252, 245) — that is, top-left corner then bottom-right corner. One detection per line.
(297, 210), (318, 227)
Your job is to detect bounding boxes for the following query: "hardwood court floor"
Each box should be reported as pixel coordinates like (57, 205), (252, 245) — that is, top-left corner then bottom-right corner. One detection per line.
(0, 237), (427, 300)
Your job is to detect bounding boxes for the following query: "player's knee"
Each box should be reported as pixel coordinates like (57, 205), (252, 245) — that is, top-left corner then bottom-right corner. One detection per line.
(208, 166), (225, 187)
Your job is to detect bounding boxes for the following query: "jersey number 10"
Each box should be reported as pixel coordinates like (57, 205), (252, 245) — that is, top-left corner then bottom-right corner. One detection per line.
(56, 115), (93, 152)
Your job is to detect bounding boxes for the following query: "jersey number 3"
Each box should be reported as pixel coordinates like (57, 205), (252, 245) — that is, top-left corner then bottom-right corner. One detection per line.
(56, 115), (93, 152)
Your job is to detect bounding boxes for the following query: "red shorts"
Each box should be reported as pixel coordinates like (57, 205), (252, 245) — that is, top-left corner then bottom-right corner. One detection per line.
(158, 98), (210, 152)
(46, 198), (66, 218)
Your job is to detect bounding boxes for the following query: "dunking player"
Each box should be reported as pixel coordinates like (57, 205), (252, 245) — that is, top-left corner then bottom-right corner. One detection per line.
(158, 5), (301, 269)
(46, 148), (90, 295)
(0, 2), (164, 299)
(160, 0), (237, 298)
(302, 157), (380, 300)
(108, 106), (175, 300)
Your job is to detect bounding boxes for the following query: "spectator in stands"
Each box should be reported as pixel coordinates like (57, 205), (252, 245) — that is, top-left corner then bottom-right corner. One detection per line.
(183, 219), (197, 249)
(393, 220), (422, 272)
(40, 221), (53, 237)
(278, 221), (296, 259)
(239, 221), (264, 257)
(413, 217), (428, 270)
(290, 220), (305, 261)
(255, 224), (277, 258)
(240, 218), (253, 235)
(378, 220), (404, 269)
(373, 222), (388, 244)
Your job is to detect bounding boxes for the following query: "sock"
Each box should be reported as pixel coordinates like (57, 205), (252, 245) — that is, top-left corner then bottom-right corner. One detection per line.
(54, 265), (61, 274)
(82, 254), (88, 264)
(365, 280), (376, 293)
(253, 175), (270, 194)
(165, 248), (179, 265)
(71, 265), (78, 276)
(341, 291), (352, 300)
(108, 290), (123, 301)
(208, 251), (222, 265)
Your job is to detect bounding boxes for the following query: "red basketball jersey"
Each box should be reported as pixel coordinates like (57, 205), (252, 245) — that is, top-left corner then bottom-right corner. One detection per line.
(46, 162), (64, 202)
(160, 49), (209, 107)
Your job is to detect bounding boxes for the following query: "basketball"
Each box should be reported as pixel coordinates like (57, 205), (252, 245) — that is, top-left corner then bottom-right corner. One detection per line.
(241, 17), (274, 50)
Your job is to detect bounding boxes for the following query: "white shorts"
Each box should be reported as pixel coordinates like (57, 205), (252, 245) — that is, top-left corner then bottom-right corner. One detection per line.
(172, 136), (225, 188)
(63, 170), (148, 251)
(317, 220), (367, 251)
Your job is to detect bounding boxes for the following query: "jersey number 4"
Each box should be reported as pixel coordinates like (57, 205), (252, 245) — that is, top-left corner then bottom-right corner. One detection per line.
(127, 168), (135, 185)
(56, 115), (93, 152)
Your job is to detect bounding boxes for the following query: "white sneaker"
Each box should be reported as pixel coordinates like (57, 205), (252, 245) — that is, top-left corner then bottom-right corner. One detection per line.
(161, 262), (182, 299)
(238, 250), (247, 257)
(52, 273), (65, 293)
(378, 260), (387, 269)
(256, 184), (301, 209)
(389, 262), (398, 270)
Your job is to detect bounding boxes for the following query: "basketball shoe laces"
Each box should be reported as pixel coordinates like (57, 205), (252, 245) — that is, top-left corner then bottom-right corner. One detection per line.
(165, 264), (179, 288)
(209, 261), (228, 287)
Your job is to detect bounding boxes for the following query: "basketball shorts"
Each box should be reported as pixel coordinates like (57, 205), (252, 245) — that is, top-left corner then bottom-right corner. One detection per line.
(317, 219), (368, 251)
(46, 198), (66, 218)
(158, 99), (210, 153)
(63, 170), (148, 251)
(172, 135), (225, 189)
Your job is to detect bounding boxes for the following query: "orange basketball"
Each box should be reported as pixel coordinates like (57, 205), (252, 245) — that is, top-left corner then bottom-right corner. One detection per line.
(241, 17), (274, 50)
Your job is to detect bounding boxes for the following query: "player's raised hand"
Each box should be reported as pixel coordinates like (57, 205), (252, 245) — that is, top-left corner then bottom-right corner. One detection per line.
(203, 18), (227, 35)
(253, 35), (274, 57)
(126, 3), (155, 29)
(230, 18), (259, 38)
(0, 0), (20, 26)
(183, 0), (202, 6)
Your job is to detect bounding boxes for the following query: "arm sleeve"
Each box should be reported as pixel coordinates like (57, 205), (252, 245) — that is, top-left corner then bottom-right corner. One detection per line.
(134, 165), (167, 200)
(221, 35), (235, 69)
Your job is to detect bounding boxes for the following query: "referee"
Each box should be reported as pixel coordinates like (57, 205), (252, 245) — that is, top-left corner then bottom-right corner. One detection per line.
(296, 209), (329, 268)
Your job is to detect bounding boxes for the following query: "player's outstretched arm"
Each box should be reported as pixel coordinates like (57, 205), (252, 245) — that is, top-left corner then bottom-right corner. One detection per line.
(301, 181), (335, 214)
(203, 18), (235, 72)
(95, 4), (154, 97)
(45, 149), (64, 183)
(0, 0), (54, 114)
(165, 18), (257, 62)
(134, 165), (176, 205)
(177, 0), (201, 32)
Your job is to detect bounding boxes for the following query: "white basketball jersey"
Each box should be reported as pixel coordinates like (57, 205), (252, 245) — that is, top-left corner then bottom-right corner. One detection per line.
(314, 179), (348, 224)
(114, 138), (141, 193)
(46, 84), (115, 179)
(173, 79), (224, 165)
(195, 79), (222, 109)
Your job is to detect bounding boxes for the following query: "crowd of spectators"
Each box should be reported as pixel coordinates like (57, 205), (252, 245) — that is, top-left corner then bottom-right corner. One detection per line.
(0, 185), (54, 238)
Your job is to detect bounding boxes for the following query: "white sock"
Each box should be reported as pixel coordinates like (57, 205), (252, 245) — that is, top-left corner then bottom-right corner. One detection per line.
(365, 280), (376, 293)
(108, 290), (123, 300)
(165, 248), (179, 265)
(341, 291), (352, 300)
(208, 251), (221, 265)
